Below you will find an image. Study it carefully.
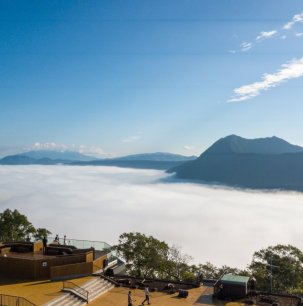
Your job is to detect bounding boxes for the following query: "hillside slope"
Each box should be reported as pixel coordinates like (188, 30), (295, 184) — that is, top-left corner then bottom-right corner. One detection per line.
(169, 135), (303, 191)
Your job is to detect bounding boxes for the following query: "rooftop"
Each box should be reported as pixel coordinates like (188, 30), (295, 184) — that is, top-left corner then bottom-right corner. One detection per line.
(221, 274), (250, 285)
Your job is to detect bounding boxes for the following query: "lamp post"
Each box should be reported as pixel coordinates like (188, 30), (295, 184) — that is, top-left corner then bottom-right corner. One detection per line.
(267, 256), (279, 293)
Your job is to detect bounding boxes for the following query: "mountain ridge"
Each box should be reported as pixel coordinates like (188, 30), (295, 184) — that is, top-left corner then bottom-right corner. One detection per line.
(18, 150), (97, 161)
(0, 151), (196, 170)
(112, 152), (196, 162)
(203, 135), (303, 155)
(169, 135), (303, 191)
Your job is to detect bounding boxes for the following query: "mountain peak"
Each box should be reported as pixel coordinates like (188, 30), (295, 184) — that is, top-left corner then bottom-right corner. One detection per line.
(169, 135), (303, 191)
(203, 135), (303, 155)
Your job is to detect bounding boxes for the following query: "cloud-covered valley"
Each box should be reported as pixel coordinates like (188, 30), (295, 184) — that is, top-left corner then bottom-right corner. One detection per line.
(0, 165), (302, 268)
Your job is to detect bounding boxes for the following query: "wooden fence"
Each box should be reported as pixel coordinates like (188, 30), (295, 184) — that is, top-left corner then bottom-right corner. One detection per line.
(50, 262), (93, 280)
(0, 251), (94, 280)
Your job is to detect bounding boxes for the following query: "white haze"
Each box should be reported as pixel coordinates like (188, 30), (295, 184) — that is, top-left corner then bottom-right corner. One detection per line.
(0, 165), (303, 268)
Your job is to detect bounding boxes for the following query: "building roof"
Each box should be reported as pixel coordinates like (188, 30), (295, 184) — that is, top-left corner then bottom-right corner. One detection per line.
(221, 274), (250, 285)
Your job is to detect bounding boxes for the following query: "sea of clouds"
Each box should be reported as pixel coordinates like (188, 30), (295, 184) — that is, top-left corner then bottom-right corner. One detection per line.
(0, 165), (302, 268)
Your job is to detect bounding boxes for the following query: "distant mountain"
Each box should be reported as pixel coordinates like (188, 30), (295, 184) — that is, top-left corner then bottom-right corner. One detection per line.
(0, 155), (62, 165)
(113, 152), (196, 162)
(19, 150), (96, 161)
(169, 135), (303, 191)
(0, 150), (194, 170)
(203, 135), (303, 155)
(0, 150), (96, 165)
(70, 152), (195, 169)
(71, 159), (187, 170)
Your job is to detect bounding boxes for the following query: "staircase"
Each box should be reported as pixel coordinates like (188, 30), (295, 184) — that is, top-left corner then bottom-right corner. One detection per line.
(44, 293), (86, 306)
(83, 277), (114, 302)
(44, 277), (115, 306)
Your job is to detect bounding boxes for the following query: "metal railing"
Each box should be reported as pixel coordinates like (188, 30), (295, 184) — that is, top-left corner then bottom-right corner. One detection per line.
(62, 281), (89, 303)
(48, 237), (112, 251)
(0, 294), (37, 306)
(100, 273), (120, 286)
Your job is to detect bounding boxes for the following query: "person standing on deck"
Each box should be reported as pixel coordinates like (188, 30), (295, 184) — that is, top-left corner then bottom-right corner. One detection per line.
(128, 291), (135, 306)
(42, 236), (48, 255)
(141, 286), (151, 305)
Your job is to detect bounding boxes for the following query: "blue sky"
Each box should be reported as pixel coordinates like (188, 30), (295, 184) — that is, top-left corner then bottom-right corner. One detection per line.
(1, 0), (303, 157)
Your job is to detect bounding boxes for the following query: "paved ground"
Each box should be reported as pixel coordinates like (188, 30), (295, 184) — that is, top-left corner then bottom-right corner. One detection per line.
(195, 286), (215, 305)
(0, 276), (93, 305)
(90, 286), (216, 306)
(0, 277), (245, 306)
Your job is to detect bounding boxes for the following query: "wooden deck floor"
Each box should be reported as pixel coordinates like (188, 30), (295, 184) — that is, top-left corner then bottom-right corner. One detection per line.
(0, 277), (246, 306)
(0, 276), (93, 305)
(90, 286), (214, 306)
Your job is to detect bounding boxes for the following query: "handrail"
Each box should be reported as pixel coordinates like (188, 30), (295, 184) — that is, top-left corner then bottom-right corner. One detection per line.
(62, 281), (89, 303)
(100, 273), (120, 286)
(0, 294), (37, 306)
(107, 258), (118, 268)
(214, 269), (229, 287)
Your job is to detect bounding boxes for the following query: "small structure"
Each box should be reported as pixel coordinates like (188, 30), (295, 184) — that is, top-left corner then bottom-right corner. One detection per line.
(214, 274), (250, 299)
(0, 238), (114, 280)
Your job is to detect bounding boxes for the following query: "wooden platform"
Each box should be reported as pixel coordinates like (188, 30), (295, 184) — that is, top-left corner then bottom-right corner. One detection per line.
(4, 251), (55, 260)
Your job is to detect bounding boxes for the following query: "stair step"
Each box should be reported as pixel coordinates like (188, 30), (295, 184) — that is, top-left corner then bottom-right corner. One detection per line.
(83, 280), (103, 289)
(89, 284), (114, 301)
(44, 293), (71, 306)
(84, 280), (105, 291)
(43, 277), (114, 306)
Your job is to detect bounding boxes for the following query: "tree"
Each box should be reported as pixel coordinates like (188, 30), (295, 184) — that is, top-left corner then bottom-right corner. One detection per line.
(33, 228), (52, 241)
(193, 262), (249, 280)
(115, 232), (170, 278)
(115, 232), (303, 292)
(0, 209), (36, 241)
(165, 245), (194, 281)
(249, 244), (303, 292)
(195, 262), (219, 279)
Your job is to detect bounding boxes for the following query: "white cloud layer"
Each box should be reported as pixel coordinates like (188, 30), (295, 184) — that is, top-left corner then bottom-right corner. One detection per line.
(1, 165), (303, 268)
(296, 33), (303, 37)
(283, 12), (303, 30)
(240, 41), (253, 52)
(228, 57), (303, 102)
(31, 142), (68, 151)
(183, 145), (195, 151)
(233, 11), (303, 53)
(256, 30), (277, 41)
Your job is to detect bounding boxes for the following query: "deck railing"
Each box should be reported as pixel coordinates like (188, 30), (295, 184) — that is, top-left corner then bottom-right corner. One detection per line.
(48, 237), (112, 251)
(0, 294), (37, 306)
(62, 281), (89, 303)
